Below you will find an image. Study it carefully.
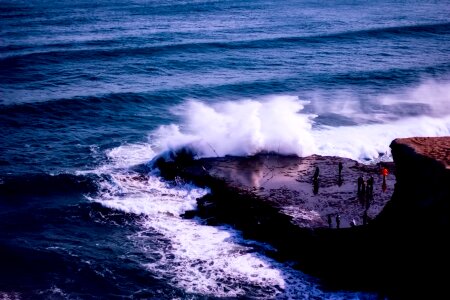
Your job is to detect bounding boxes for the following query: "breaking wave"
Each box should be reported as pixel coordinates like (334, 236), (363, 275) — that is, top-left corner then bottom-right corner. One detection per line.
(151, 81), (450, 161)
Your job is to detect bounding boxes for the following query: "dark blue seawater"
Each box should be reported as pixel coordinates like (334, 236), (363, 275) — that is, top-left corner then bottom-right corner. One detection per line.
(1, 0), (450, 298)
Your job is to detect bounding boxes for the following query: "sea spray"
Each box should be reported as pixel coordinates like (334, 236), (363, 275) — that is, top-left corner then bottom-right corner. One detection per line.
(150, 93), (450, 162)
(378, 80), (450, 117)
(152, 96), (317, 157)
(314, 115), (450, 160)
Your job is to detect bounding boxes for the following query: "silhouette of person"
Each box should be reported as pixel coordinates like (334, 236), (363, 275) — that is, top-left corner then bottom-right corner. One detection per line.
(313, 166), (320, 181)
(357, 175), (363, 194)
(337, 162), (343, 186)
(328, 214), (332, 228)
(359, 180), (366, 205)
(336, 214), (340, 229)
(313, 178), (319, 195)
(312, 166), (320, 194)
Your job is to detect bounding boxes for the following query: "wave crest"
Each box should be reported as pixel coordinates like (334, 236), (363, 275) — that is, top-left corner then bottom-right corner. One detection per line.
(152, 96), (317, 158)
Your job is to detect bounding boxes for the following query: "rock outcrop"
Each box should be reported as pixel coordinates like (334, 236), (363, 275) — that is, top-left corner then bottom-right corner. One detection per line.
(369, 137), (450, 298)
(154, 137), (450, 298)
(379, 137), (449, 227)
(155, 153), (394, 229)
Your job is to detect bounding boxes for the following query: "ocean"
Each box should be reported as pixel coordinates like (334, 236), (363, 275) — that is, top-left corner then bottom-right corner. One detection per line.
(1, 0), (449, 298)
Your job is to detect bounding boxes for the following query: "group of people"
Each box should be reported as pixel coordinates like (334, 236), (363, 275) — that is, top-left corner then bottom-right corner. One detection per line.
(357, 175), (374, 208)
(327, 213), (340, 228)
(317, 162), (388, 229)
(327, 211), (370, 228)
(313, 163), (390, 228)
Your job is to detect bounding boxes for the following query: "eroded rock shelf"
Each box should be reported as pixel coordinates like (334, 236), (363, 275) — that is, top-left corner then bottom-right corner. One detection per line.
(154, 137), (450, 298)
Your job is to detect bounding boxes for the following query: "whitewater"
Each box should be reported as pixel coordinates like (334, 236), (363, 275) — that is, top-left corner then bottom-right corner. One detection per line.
(152, 80), (450, 161)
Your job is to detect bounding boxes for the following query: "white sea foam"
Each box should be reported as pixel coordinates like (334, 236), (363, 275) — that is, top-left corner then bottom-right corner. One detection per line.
(105, 143), (156, 168)
(0, 291), (22, 300)
(151, 95), (317, 158)
(150, 85), (450, 162)
(77, 143), (156, 175)
(88, 146), (369, 298)
(90, 168), (368, 298)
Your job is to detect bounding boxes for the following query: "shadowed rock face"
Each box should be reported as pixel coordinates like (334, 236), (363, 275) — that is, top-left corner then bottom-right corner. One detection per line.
(379, 137), (449, 223)
(155, 137), (449, 298)
(370, 137), (450, 298)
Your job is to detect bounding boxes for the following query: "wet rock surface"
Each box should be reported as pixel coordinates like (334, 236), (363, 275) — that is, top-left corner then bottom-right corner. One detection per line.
(180, 154), (394, 229)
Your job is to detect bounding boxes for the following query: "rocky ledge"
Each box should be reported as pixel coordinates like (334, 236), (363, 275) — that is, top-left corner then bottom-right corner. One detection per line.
(154, 137), (449, 298)
(157, 153), (395, 229)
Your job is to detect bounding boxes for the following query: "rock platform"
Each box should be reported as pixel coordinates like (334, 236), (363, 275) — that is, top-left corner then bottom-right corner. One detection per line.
(182, 154), (394, 229)
(153, 137), (449, 298)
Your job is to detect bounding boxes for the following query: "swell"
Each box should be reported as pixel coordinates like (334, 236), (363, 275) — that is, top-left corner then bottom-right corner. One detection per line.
(0, 92), (172, 176)
(0, 173), (98, 197)
(1, 61), (450, 110)
(205, 63), (450, 96)
(0, 92), (174, 126)
(2, 22), (449, 62)
(314, 62), (450, 87)
(276, 22), (450, 43)
(0, 173), (144, 242)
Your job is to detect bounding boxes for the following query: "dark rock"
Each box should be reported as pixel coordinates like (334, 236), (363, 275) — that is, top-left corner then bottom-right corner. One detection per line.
(180, 210), (197, 219)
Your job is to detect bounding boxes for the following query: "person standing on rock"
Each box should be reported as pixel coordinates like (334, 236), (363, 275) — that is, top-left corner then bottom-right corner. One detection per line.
(313, 166), (320, 181)
(313, 178), (319, 195)
(357, 175), (363, 194)
(336, 214), (340, 229)
(359, 179), (366, 205)
(381, 167), (388, 192)
(312, 166), (320, 194)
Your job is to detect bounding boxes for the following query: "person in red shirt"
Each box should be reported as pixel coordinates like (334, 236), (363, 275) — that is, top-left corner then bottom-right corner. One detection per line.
(381, 167), (388, 192)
